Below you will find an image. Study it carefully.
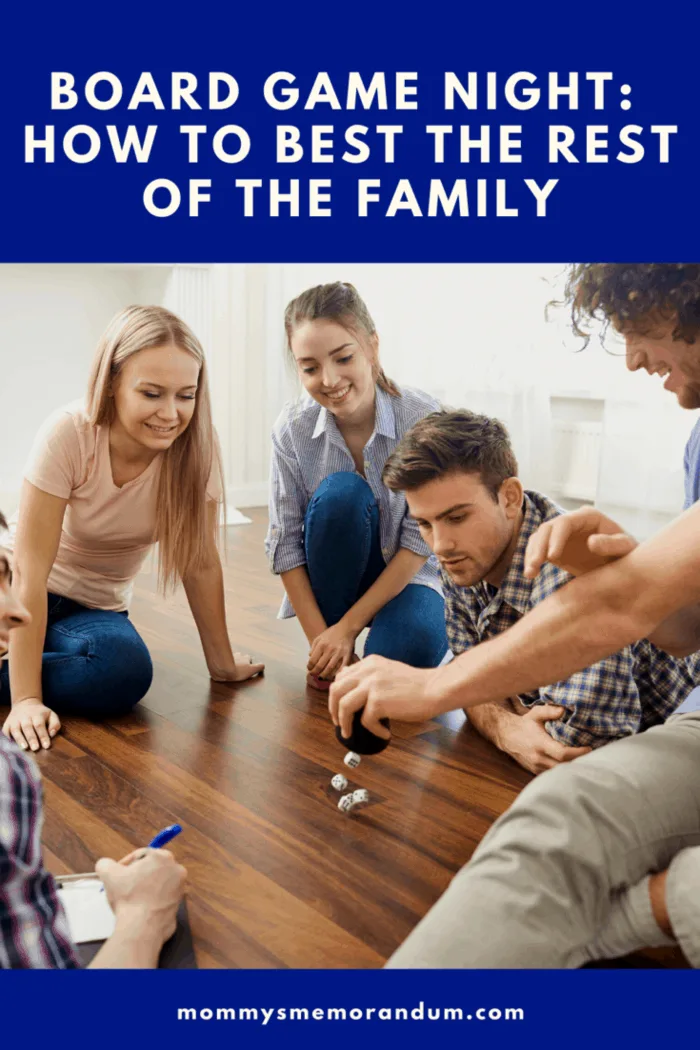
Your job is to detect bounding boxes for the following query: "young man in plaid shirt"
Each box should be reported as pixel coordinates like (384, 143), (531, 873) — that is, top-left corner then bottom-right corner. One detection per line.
(380, 410), (696, 774)
(332, 264), (700, 968)
(0, 511), (186, 968)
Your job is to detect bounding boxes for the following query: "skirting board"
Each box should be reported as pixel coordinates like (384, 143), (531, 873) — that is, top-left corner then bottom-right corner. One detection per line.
(225, 506), (253, 526)
(225, 483), (268, 511)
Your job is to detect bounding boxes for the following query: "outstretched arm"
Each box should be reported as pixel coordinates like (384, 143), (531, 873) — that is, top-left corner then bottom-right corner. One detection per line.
(183, 502), (264, 683)
(330, 501), (700, 737)
(4, 482), (66, 751)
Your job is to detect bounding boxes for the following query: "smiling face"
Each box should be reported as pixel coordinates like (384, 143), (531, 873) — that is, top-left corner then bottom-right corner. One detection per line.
(406, 471), (524, 588)
(289, 319), (378, 423)
(111, 344), (200, 452)
(624, 316), (700, 409)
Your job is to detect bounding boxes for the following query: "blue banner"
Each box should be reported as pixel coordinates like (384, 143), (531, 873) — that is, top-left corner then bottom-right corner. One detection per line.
(1, 4), (698, 1045)
(2, 968), (697, 1047)
(2, 1), (699, 261)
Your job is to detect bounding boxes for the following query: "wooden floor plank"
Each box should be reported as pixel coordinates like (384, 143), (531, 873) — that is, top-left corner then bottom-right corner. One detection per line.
(35, 508), (687, 968)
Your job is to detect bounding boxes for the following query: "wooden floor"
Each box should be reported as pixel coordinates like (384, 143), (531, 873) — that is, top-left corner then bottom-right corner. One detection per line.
(37, 509), (686, 968)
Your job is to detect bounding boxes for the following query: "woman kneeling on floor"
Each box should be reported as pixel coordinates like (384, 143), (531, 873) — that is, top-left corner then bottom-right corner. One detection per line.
(266, 281), (449, 690)
(1, 305), (263, 752)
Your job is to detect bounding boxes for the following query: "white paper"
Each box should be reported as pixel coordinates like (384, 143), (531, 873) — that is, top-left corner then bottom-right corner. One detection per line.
(57, 879), (116, 944)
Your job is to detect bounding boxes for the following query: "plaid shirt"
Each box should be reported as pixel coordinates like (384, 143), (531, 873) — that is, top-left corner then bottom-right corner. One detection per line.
(444, 490), (697, 748)
(0, 734), (78, 968)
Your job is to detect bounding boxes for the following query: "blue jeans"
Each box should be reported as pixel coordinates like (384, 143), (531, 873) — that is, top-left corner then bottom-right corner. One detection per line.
(304, 473), (449, 667)
(0, 592), (153, 718)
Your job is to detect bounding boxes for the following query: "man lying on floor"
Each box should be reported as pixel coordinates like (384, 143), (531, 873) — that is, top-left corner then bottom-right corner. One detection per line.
(0, 511), (186, 969)
(380, 409), (696, 774)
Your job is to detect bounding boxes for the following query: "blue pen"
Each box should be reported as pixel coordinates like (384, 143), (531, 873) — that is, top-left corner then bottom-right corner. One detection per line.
(148, 824), (183, 849)
(100, 824), (183, 890)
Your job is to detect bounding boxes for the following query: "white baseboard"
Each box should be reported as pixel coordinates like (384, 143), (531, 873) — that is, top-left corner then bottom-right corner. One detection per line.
(223, 506), (253, 526)
(225, 483), (268, 510)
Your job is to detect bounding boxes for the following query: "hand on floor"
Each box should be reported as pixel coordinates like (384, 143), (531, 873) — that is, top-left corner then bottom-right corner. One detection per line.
(307, 653), (359, 691)
(2, 697), (61, 751)
(209, 653), (265, 683)
(307, 623), (359, 681)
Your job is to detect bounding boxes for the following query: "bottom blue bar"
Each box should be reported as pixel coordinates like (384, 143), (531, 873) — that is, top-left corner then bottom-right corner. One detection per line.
(3, 968), (694, 1048)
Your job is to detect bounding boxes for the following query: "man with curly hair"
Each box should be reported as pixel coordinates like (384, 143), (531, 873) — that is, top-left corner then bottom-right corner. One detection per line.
(331, 263), (700, 967)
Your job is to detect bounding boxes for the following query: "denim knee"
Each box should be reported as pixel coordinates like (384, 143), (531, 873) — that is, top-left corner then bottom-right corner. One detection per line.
(307, 472), (375, 523)
(364, 586), (448, 668)
(64, 628), (153, 716)
(96, 632), (153, 714)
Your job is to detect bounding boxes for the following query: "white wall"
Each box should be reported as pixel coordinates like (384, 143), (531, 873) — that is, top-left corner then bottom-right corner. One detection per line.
(270, 264), (700, 537)
(1, 263), (697, 541)
(0, 265), (176, 515)
(0, 263), (283, 518)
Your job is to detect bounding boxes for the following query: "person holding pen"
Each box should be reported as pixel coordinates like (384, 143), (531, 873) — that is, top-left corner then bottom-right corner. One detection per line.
(265, 281), (449, 689)
(0, 515), (186, 969)
(1, 304), (263, 753)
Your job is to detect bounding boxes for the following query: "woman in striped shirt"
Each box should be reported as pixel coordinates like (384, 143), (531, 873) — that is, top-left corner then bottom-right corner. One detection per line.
(265, 282), (449, 689)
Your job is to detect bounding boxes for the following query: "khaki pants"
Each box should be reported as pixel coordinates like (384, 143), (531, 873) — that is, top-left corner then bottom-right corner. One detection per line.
(387, 711), (700, 968)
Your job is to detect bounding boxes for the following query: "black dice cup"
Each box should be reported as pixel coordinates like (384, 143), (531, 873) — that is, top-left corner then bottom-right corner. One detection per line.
(335, 707), (391, 755)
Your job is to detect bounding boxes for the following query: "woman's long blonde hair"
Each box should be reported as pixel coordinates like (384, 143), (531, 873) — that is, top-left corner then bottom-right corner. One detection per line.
(86, 305), (224, 592)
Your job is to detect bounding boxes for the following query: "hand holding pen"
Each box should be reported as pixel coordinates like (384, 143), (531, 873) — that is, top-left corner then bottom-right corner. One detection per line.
(139, 823), (183, 854)
(100, 824), (183, 890)
(95, 847), (186, 955)
(94, 824), (186, 948)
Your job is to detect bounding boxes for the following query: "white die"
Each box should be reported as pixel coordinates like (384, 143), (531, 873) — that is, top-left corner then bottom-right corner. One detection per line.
(337, 793), (356, 813)
(352, 789), (370, 806)
(343, 751), (361, 769)
(331, 773), (349, 792)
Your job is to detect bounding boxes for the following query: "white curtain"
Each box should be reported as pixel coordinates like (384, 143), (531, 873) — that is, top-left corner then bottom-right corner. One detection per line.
(163, 265), (250, 523)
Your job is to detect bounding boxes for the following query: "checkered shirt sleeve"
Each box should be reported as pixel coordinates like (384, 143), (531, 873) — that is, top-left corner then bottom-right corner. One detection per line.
(0, 736), (78, 968)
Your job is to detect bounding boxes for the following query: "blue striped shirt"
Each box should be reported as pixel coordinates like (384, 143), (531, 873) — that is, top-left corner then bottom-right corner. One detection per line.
(683, 417), (700, 510)
(265, 384), (443, 619)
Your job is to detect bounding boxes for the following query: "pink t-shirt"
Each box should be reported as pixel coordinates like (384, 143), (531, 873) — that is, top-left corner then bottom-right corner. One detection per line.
(7, 402), (222, 612)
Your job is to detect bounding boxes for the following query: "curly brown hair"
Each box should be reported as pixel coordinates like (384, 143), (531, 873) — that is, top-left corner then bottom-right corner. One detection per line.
(561, 264), (700, 346)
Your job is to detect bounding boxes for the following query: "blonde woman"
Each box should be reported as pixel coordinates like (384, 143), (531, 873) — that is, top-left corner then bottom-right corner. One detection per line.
(1, 305), (263, 753)
(266, 282), (449, 690)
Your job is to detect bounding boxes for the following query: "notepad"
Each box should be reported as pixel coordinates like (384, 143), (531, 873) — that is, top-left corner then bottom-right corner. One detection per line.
(57, 877), (117, 944)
